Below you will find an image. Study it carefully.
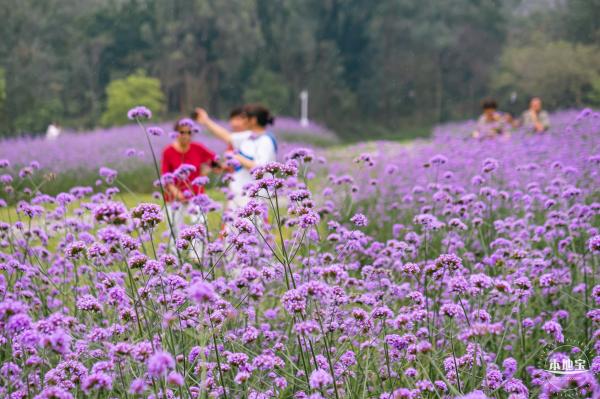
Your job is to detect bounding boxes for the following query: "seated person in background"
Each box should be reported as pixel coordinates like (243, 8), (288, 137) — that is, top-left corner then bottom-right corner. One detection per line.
(472, 98), (509, 139)
(521, 97), (550, 133)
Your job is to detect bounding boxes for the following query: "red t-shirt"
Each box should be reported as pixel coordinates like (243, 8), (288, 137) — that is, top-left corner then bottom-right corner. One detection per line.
(161, 142), (216, 202)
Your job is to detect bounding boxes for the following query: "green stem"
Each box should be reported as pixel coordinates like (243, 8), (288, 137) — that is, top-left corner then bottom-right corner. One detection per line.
(135, 118), (182, 263)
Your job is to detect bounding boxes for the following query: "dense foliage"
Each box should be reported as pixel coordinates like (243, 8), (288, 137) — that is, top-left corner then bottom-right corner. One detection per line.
(2, 0), (600, 138)
(0, 108), (598, 398)
(100, 71), (166, 127)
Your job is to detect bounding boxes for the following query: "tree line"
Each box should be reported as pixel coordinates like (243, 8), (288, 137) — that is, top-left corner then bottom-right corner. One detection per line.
(0, 0), (599, 139)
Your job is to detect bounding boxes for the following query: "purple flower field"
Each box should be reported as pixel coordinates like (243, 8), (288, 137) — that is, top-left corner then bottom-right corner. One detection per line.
(0, 108), (599, 398)
(0, 117), (335, 176)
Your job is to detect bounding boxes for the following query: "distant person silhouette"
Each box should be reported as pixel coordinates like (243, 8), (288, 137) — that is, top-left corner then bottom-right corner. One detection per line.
(473, 99), (510, 140)
(46, 122), (61, 141)
(521, 97), (550, 133)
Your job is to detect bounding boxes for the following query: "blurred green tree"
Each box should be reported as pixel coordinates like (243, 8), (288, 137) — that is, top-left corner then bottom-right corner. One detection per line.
(13, 99), (63, 134)
(1, 0), (599, 139)
(100, 70), (165, 126)
(493, 41), (600, 109)
(588, 78), (600, 107)
(559, 0), (600, 44)
(243, 68), (291, 114)
(0, 68), (5, 124)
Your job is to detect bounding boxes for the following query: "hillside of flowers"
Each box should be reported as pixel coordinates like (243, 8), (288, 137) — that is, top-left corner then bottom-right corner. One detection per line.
(0, 108), (599, 398)
(0, 117), (335, 196)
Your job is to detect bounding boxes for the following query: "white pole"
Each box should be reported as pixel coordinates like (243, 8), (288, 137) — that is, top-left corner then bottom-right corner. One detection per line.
(300, 90), (309, 126)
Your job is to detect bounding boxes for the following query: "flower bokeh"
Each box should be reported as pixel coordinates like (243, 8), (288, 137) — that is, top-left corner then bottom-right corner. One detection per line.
(0, 108), (599, 398)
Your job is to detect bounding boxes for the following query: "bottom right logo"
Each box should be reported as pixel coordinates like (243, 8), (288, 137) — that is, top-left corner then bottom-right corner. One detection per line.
(541, 344), (593, 396)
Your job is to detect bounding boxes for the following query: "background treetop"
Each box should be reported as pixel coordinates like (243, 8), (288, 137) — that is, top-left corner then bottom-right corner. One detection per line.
(1, 0), (599, 139)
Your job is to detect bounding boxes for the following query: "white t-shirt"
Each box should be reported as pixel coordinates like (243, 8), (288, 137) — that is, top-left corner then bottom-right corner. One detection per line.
(46, 124), (61, 140)
(230, 131), (277, 198)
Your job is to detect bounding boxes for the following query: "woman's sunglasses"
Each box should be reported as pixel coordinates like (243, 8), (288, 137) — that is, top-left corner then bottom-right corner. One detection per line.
(178, 130), (192, 135)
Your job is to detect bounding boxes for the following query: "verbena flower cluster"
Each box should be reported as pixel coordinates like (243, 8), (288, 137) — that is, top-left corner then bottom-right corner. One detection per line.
(0, 108), (599, 398)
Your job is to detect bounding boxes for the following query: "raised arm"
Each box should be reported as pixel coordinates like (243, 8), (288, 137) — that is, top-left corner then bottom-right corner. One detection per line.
(234, 154), (256, 170)
(194, 108), (232, 144)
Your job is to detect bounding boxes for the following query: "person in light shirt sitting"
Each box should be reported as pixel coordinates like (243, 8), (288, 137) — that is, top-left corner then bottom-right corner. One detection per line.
(472, 98), (510, 140)
(520, 97), (550, 133)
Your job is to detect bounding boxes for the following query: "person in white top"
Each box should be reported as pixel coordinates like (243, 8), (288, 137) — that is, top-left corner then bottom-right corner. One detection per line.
(46, 122), (61, 140)
(193, 104), (277, 211)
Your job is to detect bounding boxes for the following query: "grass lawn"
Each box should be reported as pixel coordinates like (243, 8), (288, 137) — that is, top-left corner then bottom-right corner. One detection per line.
(1, 189), (226, 220)
(1, 189), (230, 251)
(2, 192), (158, 225)
(0, 187), (306, 255)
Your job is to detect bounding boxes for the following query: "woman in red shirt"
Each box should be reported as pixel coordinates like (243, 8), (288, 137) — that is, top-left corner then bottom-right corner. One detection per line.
(161, 118), (219, 257)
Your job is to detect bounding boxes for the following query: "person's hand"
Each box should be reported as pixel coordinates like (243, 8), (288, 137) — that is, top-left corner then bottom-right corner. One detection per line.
(169, 185), (185, 201)
(535, 122), (544, 132)
(194, 108), (209, 125)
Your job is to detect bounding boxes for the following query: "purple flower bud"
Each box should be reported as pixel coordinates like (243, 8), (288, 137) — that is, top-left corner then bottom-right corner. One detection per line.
(147, 351), (175, 377)
(127, 106), (152, 120)
(309, 369), (333, 389)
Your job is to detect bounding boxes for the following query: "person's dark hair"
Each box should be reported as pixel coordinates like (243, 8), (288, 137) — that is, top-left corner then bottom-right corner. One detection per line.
(243, 104), (275, 127)
(481, 98), (498, 110)
(229, 106), (246, 119)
